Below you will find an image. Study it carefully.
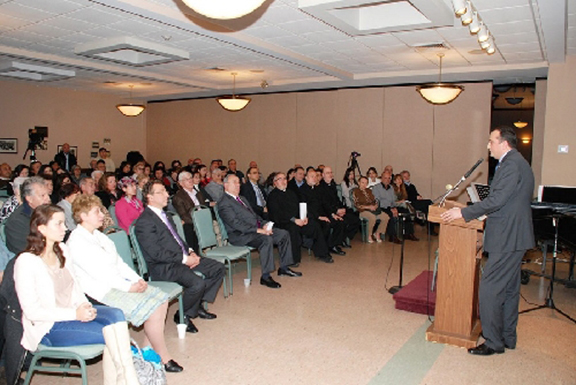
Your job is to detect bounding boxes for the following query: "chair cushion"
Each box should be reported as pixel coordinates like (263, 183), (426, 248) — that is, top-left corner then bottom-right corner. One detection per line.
(36, 343), (106, 359)
(205, 246), (250, 260)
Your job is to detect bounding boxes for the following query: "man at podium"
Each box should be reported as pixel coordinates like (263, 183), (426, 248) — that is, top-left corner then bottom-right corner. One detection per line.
(441, 126), (534, 356)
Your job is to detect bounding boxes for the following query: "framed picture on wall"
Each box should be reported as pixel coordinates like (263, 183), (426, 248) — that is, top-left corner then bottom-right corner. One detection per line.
(0, 138), (18, 154)
(57, 144), (78, 158)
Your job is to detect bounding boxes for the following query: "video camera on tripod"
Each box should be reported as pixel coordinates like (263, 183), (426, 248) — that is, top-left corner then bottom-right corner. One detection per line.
(23, 126), (48, 161)
(347, 151), (362, 177)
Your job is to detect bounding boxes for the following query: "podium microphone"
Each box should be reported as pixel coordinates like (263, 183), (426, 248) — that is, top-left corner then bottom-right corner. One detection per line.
(464, 158), (484, 179)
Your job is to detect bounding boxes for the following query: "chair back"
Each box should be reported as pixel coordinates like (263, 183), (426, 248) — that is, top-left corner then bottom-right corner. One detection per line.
(213, 206), (229, 241)
(108, 204), (118, 226)
(336, 184), (343, 205)
(349, 188), (359, 213)
(128, 225), (149, 278)
(191, 207), (218, 254)
(167, 211), (186, 242)
(107, 229), (137, 272)
(0, 222), (6, 243)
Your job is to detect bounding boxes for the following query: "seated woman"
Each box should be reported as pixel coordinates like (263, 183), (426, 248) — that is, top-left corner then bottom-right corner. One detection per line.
(96, 172), (120, 209)
(366, 167), (381, 189)
(353, 176), (387, 243)
(340, 167), (358, 209)
(14, 204), (139, 384)
(115, 177), (144, 232)
(67, 195), (182, 373)
(57, 182), (81, 232)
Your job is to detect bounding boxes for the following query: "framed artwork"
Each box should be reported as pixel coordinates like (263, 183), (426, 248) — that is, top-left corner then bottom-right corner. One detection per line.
(0, 138), (18, 153)
(57, 144), (78, 158)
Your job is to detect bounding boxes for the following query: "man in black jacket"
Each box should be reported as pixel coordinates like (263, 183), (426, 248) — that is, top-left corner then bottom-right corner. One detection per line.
(267, 172), (333, 264)
(53, 143), (77, 172)
(299, 168), (346, 256)
(317, 166), (360, 247)
(240, 166), (268, 219)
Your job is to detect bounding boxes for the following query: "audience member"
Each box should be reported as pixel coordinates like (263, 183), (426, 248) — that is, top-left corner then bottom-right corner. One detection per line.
(299, 168), (346, 256)
(79, 176), (115, 231)
(54, 143), (77, 172)
(52, 173), (72, 204)
(114, 177), (144, 232)
(218, 174), (300, 289)
(89, 159), (98, 171)
(0, 163), (12, 193)
(287, 166), (306, 199)
(172, 171), (213, 250)
(0, 177), (28, 224)
(353, 176), (385, 243)
(13, 164), (29, 179)
(401, 170), (433, 217)
(5, 177), (51, 254)
(95, 172), (120, 209)
(132, 161), (145, 178)
(143, 163), (152, 178)
(134, 180), (225, 333)
(57, 182), (81, 231)
(38, 164), (53, 177)
(267, 172), (333, 264)
(92, 170), (104, 188)
(68, 195), (182, 372)
(117, 161), (132, 179)
(367, 167), (381, 188)
(15, 204), (139, 384)
(70, 164), (84, 184)
(98, 147), (116, 172)
(340, 167), (358, 209)
(96, 159), (107, 173)
(240, 166), (268, 219)
(226, 159), (245, 183)
(49, 160), (60, 173)
(171, 160), (182, 170)
(286, 168), (295, 181)
(204, 167), (225, 202)
(197, 164), (209, 187)
(29, 160), (41, 177)
(318, 166), (360, 247)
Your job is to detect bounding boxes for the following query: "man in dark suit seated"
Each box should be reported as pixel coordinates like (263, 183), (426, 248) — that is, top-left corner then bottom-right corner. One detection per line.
(299, 168), (346, 256)
(240, 166), (268, 219)
(287, 166), (306, 199)
(401, 170), (433, 216)
(441, 126), (535, 356)
(267, 172), (333, 265)
(134, 180), (225, 334)
(218, 174), (301, 289)
(54, 142), (77, 172)
(172, 170), (214, 251)
(317, 166), (360, 249)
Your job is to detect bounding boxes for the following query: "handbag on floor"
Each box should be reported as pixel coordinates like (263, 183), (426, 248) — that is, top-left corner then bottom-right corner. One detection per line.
(130, 339), (167, 385)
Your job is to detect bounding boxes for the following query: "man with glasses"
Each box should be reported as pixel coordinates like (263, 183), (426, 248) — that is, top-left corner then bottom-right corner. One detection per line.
(240, 166), (268, 219)
(134, 180), (225, 334)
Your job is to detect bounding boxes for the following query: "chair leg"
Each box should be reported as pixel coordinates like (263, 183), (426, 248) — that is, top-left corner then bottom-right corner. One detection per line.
(178, 295), (185, 325)
(246, 252), (252, 282)
(23, 354), (41, 385)
(226, 259), (233, 296)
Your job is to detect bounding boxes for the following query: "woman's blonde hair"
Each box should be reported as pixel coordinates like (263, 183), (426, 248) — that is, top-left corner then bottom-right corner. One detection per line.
(72, 194), (104, 224)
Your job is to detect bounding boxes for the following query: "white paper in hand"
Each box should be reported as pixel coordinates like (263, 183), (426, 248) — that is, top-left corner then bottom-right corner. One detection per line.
(299, 202), (307, 220)
(264, 221), (274, 231)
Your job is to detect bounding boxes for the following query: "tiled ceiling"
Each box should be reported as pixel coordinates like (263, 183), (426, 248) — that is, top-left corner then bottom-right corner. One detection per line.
(0, 0), (573, 101)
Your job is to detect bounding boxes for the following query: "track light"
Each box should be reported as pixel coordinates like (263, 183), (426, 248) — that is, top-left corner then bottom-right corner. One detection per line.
(486, 45), (496, 55)
(469, 14), (480, 33)
(480, 37), (492, 49)
(461, 5), (473, 25)
(452, 0), (468, 16)
(477, 24), (490, 43)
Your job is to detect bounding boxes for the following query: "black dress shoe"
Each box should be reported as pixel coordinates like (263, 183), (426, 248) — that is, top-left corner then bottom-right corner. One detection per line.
(164, 359), (184, 373)
(330, 246), (346, 256)
(341, 241), (352, 248)
(185, 319), (198, 333)
(196, 307), (217, 320)
(173, 311), (182, 325)
(389, 236), (402, 244)
(278, 267), (303, 277)
(260, 276), (281, 288)
(504, 344), (516, 350)
(290, 262), (300, 268)
(467, 343), (504, 356)
(317, 255), (334, 263)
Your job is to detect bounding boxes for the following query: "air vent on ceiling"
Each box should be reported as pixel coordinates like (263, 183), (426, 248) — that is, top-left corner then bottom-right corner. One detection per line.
(0, 61), (75, 81)
(413, 43), (449, 52)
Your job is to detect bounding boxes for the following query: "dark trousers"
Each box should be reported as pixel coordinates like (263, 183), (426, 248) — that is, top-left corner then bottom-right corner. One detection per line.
(383, 207), (415, 238)
(173, 257), (225, 318)
(182, 223), (199, 253)
(480, 250), (525, 350)
(343, 209), (360, 240)
(318, 218), (345, 248)
(280, 220), (329, 263)
(244, 228), (294, 275)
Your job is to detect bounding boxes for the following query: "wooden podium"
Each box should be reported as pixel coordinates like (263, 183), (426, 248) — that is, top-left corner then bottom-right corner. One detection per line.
(426, 201), (484, 348)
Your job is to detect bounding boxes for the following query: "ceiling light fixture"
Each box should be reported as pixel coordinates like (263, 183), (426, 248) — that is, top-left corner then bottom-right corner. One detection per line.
(416, 53), (464, 105)
(514, 94), (528, 128)
(452, 0), (468, 16)
(460, 3), (473, 25)
(116, 85), (145, 117)
(468, 13), (480, 33)
(182, 0), (266, 20)
(477, 24), (490, 43)
(217, 73), (251, 112)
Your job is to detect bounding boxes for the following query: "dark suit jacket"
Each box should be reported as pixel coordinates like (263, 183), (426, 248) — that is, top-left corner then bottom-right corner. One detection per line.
(217, 193), (267, 246)
(298, 184), (323, 220)
(267, 188), (300, 228)
(405, 183), (420, 202)
(133, 207), (191, 282)
(4, 202), (32, 254)
(172, 187), (211, 224)
(287, 178), (305, 200)
(240, 181), (267, 218)
(462, 149), (534, 253)
(317, 180), (344, 215)
(54, 151), (77, 172)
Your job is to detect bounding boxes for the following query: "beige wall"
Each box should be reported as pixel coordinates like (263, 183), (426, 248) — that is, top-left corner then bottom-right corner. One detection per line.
(0, 79), (146, 168)
(532, 79), (547, 191)
(541, 55), (576, 186)
(148, 82), (492, 202)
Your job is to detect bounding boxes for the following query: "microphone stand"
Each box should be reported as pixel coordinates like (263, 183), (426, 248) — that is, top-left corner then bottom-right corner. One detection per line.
(389, 213), (407, 294)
